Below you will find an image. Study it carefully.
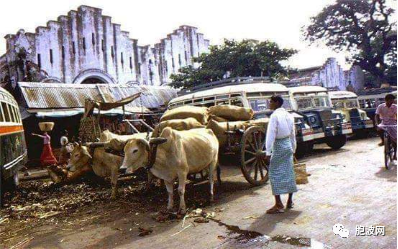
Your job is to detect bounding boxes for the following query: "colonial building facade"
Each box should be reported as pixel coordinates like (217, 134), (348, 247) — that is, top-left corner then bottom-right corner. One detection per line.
(288, 58), (365, 92)
(0, 5), (209, 86)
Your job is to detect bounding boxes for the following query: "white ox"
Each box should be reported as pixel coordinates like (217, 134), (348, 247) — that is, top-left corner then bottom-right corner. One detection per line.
(121, 127), (219, 214)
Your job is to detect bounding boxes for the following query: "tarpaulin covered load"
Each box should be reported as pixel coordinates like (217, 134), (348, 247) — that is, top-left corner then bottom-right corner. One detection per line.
(208, 105), (254, 121)
(152, 118), (204, 137)
(160, 106), (209, 124)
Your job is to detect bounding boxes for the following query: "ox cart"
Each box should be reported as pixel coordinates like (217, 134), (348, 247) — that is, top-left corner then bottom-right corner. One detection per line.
(169, 77), (293, 186)
(221, 123), (269, 186)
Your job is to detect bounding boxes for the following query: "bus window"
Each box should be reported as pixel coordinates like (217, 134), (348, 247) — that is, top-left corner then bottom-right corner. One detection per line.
(13, 106), (21, 123)
(11, 105), (18, 123)
(203, 102), (215, 107)
(359, 100), (366, 108)
(332, 100), (344, 109)
(216, 99), (229, 105)
(230, 93), (242, 98)
(297, 98), (313, 109)
(250, 99), (269, 112)
(345, 100), (359, 108)
(0, 103), (3, 122)
(1, 102), (10, 122)
(230, 98), (243, 107)
(9, 105), (15, 122)
(216, 95), (229, 100)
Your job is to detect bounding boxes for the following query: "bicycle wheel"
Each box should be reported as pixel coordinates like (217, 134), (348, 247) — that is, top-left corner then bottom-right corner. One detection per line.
(384, 133), (392, 169)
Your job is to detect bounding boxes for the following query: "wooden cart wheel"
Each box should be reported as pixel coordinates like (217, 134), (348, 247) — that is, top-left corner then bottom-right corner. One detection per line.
(240, 126), (269, 186)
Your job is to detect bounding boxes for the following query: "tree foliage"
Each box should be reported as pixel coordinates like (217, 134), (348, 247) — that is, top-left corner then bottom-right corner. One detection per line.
(303, 0), (397, 84)
(170, 39), (297, 89)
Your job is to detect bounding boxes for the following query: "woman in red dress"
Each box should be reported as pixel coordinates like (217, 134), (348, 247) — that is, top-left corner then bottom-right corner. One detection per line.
(32, 132), (58, 166)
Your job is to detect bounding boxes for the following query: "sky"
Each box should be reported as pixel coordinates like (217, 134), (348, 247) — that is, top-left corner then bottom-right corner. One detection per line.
(0, 0), (378, 70)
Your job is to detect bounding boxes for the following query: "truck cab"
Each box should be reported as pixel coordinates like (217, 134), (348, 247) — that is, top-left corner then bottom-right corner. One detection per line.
(329, 91), (374, 133)
(289, 86), (352, 151)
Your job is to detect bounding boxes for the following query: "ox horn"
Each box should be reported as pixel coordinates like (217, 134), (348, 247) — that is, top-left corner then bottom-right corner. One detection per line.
(149, 137), (168, 145)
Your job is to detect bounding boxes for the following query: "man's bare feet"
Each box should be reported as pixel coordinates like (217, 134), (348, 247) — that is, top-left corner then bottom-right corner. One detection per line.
(266, 204), (285, 214)
(286, 202), (294, 209)
(378, 142), (384, 146)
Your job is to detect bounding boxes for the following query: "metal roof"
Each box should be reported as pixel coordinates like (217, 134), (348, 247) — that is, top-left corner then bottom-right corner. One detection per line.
(18, 82), (178, 113)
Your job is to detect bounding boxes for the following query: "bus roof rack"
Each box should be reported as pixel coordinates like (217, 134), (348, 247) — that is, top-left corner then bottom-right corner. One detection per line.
(181, 77), (272, 94)
(357, 87), (396, 96)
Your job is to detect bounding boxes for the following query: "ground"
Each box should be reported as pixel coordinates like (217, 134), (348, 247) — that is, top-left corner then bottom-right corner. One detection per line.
(0, 136), (396, 249)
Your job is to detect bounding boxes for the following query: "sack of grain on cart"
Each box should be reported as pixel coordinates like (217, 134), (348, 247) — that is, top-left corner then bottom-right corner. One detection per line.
(208, 105), (254, 121)
(160, 106), (209, 125)
(152, 117), (205, 137)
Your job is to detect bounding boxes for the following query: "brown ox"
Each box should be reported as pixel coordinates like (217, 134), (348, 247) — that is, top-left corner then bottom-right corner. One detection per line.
(121, 127), (219, 214)
(59, 131), (148, 199)
(67, 144), (122, 199)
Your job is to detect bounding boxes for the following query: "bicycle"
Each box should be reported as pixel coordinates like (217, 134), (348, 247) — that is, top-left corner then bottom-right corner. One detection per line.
(379, 125), (397, 169)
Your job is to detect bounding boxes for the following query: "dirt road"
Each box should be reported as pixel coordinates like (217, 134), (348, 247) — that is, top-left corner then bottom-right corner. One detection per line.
(1, 136), (396, 249)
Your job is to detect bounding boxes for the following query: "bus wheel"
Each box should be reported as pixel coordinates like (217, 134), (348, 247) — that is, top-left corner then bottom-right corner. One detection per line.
(326, 135), (347, 150)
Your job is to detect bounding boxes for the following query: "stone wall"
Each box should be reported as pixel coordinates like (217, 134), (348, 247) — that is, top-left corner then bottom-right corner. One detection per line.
(0, 6), (209, 86)
(344, 65), (365, 92)
(289, 57), (365, 92)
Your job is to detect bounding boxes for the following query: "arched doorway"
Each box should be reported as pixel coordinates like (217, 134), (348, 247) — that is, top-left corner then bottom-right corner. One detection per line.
(81, 77), (107, 84)
(73, 69), (116, 84)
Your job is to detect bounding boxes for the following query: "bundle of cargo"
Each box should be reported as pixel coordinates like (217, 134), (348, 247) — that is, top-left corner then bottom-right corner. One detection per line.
(208, 114), (228, 122)
(152, 117), (204, 137)
(208, 105), (254, 121)
(246, 118), (269, 128)
(39, 122), (55, 132)
(206, 119), (249, 147)
(160, 106), (209, 125)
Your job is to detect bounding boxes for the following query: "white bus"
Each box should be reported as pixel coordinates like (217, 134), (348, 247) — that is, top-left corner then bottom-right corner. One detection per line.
(0, 87), (27, 207)
(329, 91), (374, 132)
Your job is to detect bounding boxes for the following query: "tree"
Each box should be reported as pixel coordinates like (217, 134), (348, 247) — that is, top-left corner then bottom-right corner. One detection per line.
(170, 39), (297, 89)
(303, 0), (397, 85)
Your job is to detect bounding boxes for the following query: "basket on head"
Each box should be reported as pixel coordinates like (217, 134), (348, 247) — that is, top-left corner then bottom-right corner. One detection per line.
(39, 122), (54, 132)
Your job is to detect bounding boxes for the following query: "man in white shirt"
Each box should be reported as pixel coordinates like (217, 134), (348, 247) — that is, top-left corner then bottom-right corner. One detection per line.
(264, 95), (297, 214)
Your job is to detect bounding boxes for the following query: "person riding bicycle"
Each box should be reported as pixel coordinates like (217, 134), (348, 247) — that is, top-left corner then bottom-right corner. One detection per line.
(375, 94), (397, 159)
